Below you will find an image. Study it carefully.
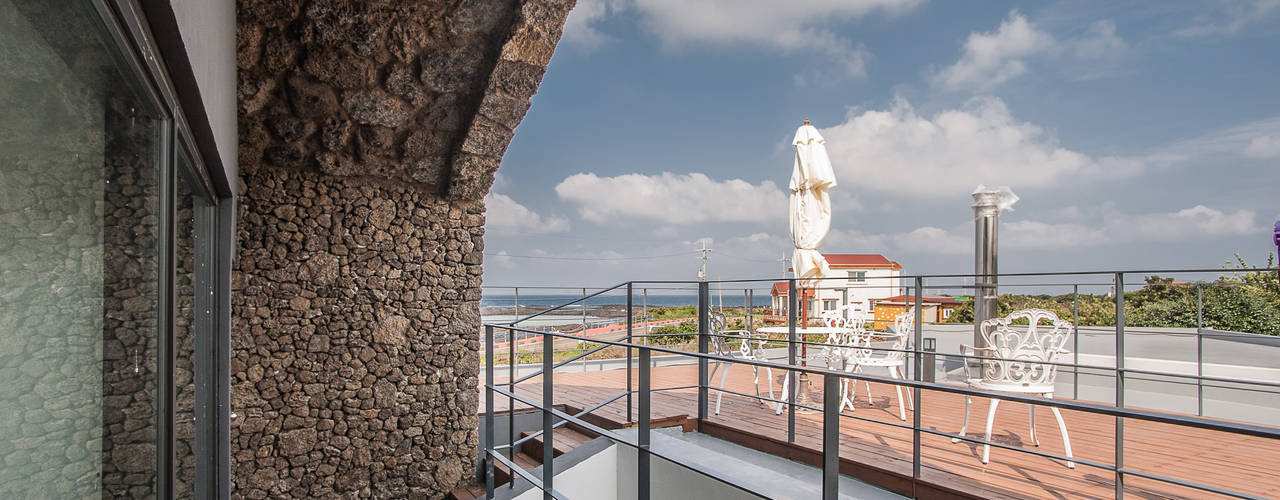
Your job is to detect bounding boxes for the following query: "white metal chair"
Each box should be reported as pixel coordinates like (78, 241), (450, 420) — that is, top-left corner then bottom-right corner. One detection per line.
(819, 303), (868, 372)
(954, 308), (1075, 468)
(708, 311), (775, 414)
(836, 308), (915, 420)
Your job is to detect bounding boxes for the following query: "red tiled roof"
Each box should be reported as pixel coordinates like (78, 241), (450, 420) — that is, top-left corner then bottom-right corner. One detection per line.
(872, 295), (964, 305)
(822, 254), (903, 270)
(770, 282), (815, 297)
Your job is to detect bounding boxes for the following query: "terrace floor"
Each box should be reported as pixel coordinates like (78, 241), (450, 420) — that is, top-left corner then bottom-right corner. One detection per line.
(483, 363), (1280, 499)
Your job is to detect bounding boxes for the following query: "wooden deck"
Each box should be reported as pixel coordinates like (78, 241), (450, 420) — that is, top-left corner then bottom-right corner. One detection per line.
(483, 363), (1280, 499)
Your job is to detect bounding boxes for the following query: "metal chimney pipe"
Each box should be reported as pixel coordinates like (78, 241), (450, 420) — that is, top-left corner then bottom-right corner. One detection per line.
(972, 186), (1016, 349)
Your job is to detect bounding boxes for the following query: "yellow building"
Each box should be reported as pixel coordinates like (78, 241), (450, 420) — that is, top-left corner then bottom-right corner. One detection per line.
(869, 295), (965, 331)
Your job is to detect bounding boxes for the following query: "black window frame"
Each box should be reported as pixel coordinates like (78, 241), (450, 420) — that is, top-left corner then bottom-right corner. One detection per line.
(86, 1), (234, 498)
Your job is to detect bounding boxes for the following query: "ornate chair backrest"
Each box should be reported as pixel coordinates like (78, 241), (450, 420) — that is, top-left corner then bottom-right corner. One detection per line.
(710, 310), (765, 360)
(884, 308), (914, 361)
(843, 307), (913, 364)
(978, 309), (1073, 388)
(709, 311), (731, 356)
(820, 304), (865, 368)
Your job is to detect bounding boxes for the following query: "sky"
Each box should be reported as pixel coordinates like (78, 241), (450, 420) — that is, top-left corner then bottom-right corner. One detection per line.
(481, 0), (1280, 288)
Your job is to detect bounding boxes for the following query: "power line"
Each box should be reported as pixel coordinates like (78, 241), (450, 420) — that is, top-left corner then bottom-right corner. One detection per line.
(484, 251), (698, 262)
(716, 251), (781, 263)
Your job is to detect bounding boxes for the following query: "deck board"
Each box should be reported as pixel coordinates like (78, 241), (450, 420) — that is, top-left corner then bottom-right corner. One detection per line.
(481, 363), (1279, 499)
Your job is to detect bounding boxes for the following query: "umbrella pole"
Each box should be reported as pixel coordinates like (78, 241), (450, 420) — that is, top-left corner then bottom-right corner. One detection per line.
(794, 286), (817, 412)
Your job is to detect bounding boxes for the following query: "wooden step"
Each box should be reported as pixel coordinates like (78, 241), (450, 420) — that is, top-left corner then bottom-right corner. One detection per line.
(446, 483), (486, 500)
(519, 427), (593, 460)
(493, 451), (541, 486)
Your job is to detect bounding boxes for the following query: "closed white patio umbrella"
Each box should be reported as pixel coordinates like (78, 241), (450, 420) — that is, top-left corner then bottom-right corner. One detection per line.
(790, 119), (837, 291)
(785, 118), (837, 411)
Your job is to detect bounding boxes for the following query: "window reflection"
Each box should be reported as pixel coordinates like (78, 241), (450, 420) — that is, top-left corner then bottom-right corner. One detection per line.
(0, 1), (162, 496)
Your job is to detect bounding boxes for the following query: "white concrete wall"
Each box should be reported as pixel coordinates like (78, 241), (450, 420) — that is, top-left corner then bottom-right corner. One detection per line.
(797, 268), (902, 319)
(512, 445), (620, 500)
(510, 443), (761, 500)
(616, 447), (761, 500)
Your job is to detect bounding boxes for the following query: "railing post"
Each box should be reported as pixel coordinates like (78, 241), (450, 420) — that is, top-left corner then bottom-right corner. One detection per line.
(912, 278), (924, 480)
(1073, 284), (1079, 400)
(822, 373), (839, 500)
(642, 288), (649, 353)
(697, 281), (710, 428)
(484, 325), (495, 498)
(747, 289), (754, 330)
(542, 330), (554, 499)
(627, 282), (634, 423)
(1196, 283), (1204, 417)
(507, 326), (515, 481)
(639, 345), (651, 500)
(1114, 272), (1125, 499)
(788, 278), (798, 443)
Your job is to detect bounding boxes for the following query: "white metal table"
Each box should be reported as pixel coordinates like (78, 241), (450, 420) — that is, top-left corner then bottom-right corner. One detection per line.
(756, 326), (850, 413)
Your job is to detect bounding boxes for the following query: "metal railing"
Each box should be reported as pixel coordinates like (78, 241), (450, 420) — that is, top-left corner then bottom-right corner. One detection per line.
(481, 269), (1280, 500)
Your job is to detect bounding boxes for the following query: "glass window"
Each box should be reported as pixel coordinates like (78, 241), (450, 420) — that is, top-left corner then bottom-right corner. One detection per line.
(1, 1), (164, 496)
(175, 162), (199, 498)
(823, 299), (838, 311)
(851, 271), (867, 283)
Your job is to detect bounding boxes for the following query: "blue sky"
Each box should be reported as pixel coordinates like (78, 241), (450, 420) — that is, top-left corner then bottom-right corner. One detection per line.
(482, 0), (1280, 286)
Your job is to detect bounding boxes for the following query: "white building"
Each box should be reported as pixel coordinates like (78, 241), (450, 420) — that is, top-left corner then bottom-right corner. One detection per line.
(771, 254), (904, 319)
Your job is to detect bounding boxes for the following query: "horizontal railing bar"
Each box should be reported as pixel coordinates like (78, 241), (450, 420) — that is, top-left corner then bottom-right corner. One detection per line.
(496, 371), (1268, 500)
(510, 282), (630, 325)
(651, 384), (700, 392)
(628, 267), (1280, 284)
(618, 331), (1280, 392)
(1119, 366), (1280, 390)
(1118, 467), (1267, 500)
(491, 386), (800, 499)
(506, 334), (631, 385)
(487, 323), (1280, 441)
(708, 385), (921, 432)
(488, 450), (569, 500)
(510, 390), (632, 449)
(920, 426), (1113, 471)
(694, 332), (1122, 374)
(491, 385), (637, 447)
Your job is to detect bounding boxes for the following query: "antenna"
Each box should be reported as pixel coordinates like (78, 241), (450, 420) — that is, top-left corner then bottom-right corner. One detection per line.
(698, 240), (712, 281)
(777, 254), (792, 277)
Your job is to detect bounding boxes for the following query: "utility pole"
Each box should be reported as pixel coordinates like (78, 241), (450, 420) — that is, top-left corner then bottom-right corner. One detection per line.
(697, 240), (712, 281)
(777, 255), (791, 277)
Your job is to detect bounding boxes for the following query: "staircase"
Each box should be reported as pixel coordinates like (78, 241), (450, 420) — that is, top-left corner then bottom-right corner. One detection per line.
(448, 426), (596, 500)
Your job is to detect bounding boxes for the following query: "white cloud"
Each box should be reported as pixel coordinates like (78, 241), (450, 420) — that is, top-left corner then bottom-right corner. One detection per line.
(1175, 0), (1280, 38)
(852, 205), (1259, 255)
(1156, 116), (1280, 161)
(834, 227), (971, 255)
(934, 11), (1056, 91)
(1073, 20), (1129, 60)
(565, 0), (923, 78)
(819, 96), (1142, 197)
(935, 12), (1132, 90)
(1245, 135), (1280, 159)
(1002, 220), (1106, 249)
(555, 172), (787, 225)
(488, 250), (516, 269)
(561, 0), (626, 51)
(1111, 205), (1259, 241)
(483, 193), (571, 236)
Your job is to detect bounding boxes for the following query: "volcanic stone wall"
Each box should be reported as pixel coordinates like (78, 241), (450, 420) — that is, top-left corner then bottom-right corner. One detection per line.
(232, 167), (485, 497)
(234, 0), (573, 497)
